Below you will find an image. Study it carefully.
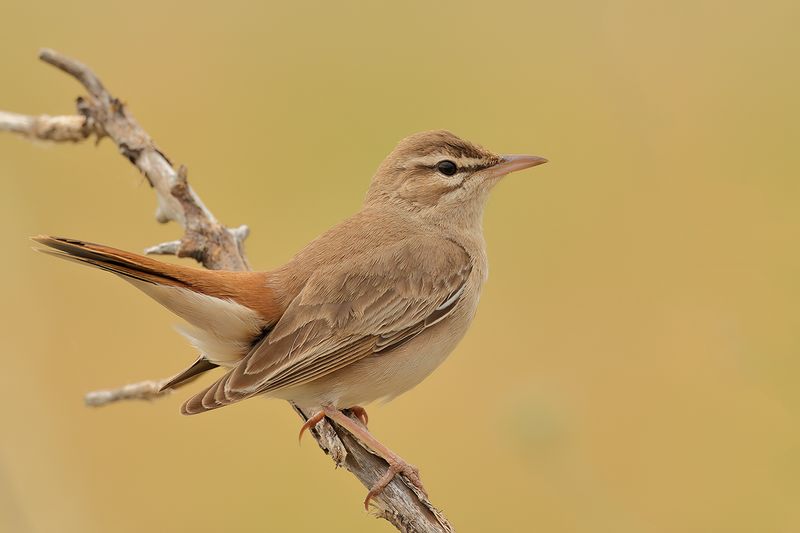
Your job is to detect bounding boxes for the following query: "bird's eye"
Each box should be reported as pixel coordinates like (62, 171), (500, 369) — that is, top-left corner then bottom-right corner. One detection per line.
(436, 160), (458, 176)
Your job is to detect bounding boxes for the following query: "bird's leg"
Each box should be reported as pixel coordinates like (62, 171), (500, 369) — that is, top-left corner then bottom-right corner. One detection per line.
(346, 405), (369, 427)
(297, 406), (367, 443)
(321, 405), (427, 509)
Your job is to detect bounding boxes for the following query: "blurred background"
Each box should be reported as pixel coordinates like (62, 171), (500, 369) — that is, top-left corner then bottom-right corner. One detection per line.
(1, 1), (799, 531)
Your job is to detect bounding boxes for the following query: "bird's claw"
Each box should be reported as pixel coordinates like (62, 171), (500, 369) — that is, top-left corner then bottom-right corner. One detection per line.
(348, 405), (369, 427)
(364, 459), (427, 510)
(298, 410), (326, 444)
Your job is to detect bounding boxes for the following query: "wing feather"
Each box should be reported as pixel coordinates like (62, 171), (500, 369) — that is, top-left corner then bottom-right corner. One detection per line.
(182, 237), (471, 415)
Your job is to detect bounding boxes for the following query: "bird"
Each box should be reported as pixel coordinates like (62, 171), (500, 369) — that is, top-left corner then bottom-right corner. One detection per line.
(33, 130), (547, 506)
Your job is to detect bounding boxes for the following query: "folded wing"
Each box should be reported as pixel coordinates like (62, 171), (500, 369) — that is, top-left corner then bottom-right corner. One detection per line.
(182, 237), (471, 414)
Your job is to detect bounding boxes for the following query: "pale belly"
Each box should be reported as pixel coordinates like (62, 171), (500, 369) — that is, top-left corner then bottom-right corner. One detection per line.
(272, 291), (480, 410)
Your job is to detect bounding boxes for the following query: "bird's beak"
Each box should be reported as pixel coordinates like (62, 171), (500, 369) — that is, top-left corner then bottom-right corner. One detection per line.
(485, 154), (548, 179)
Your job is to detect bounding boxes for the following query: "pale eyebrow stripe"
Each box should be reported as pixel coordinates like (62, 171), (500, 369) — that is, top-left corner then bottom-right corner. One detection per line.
(409, 155), (489, 169)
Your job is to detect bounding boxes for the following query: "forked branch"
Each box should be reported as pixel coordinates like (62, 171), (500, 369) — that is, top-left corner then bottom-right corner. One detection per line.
(1, 49), (453, 533)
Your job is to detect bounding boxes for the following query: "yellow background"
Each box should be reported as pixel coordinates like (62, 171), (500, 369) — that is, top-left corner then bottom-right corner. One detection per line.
(1, 1), (798, 531)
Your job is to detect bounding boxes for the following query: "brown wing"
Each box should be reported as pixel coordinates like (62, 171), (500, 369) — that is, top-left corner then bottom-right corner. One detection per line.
(182, 237), (471, 414)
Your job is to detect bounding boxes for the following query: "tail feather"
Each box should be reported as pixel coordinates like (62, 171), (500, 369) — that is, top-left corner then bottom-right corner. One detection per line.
(159, 356), (219, 391)
(31, 235), (281, 322)
(32, 235), (284, 366)
(33, 236), (201, 289)
(35, 247), (179, 287)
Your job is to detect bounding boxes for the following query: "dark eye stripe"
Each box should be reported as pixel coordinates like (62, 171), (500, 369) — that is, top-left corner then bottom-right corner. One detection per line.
(415, 161), (494, 172)
(458, 163), (494, 172)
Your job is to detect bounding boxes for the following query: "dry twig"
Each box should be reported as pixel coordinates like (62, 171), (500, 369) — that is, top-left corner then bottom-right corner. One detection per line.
(1, 49), (454, 533)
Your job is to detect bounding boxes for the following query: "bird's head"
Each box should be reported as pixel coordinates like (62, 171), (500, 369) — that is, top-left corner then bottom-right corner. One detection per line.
(365, 130), (547, 217)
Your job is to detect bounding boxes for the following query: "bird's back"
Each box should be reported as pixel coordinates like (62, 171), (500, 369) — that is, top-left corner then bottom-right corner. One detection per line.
(268, 205), (457, 299)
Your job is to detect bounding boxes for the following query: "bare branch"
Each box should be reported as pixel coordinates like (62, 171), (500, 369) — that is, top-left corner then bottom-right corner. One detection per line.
(39, 48), (108, 102)
(0, 110), (94, 142)
(39, 48), (247, 270)
(3, 50), (454, 532)
(84, 378), (171, 406)
(144, 240), (181, 256)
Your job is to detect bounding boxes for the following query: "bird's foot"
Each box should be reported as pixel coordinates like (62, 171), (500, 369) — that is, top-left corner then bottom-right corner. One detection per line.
(364, 456), (427, 509)
(298, 406), (369, 443)
(319, 405), (428, 509)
